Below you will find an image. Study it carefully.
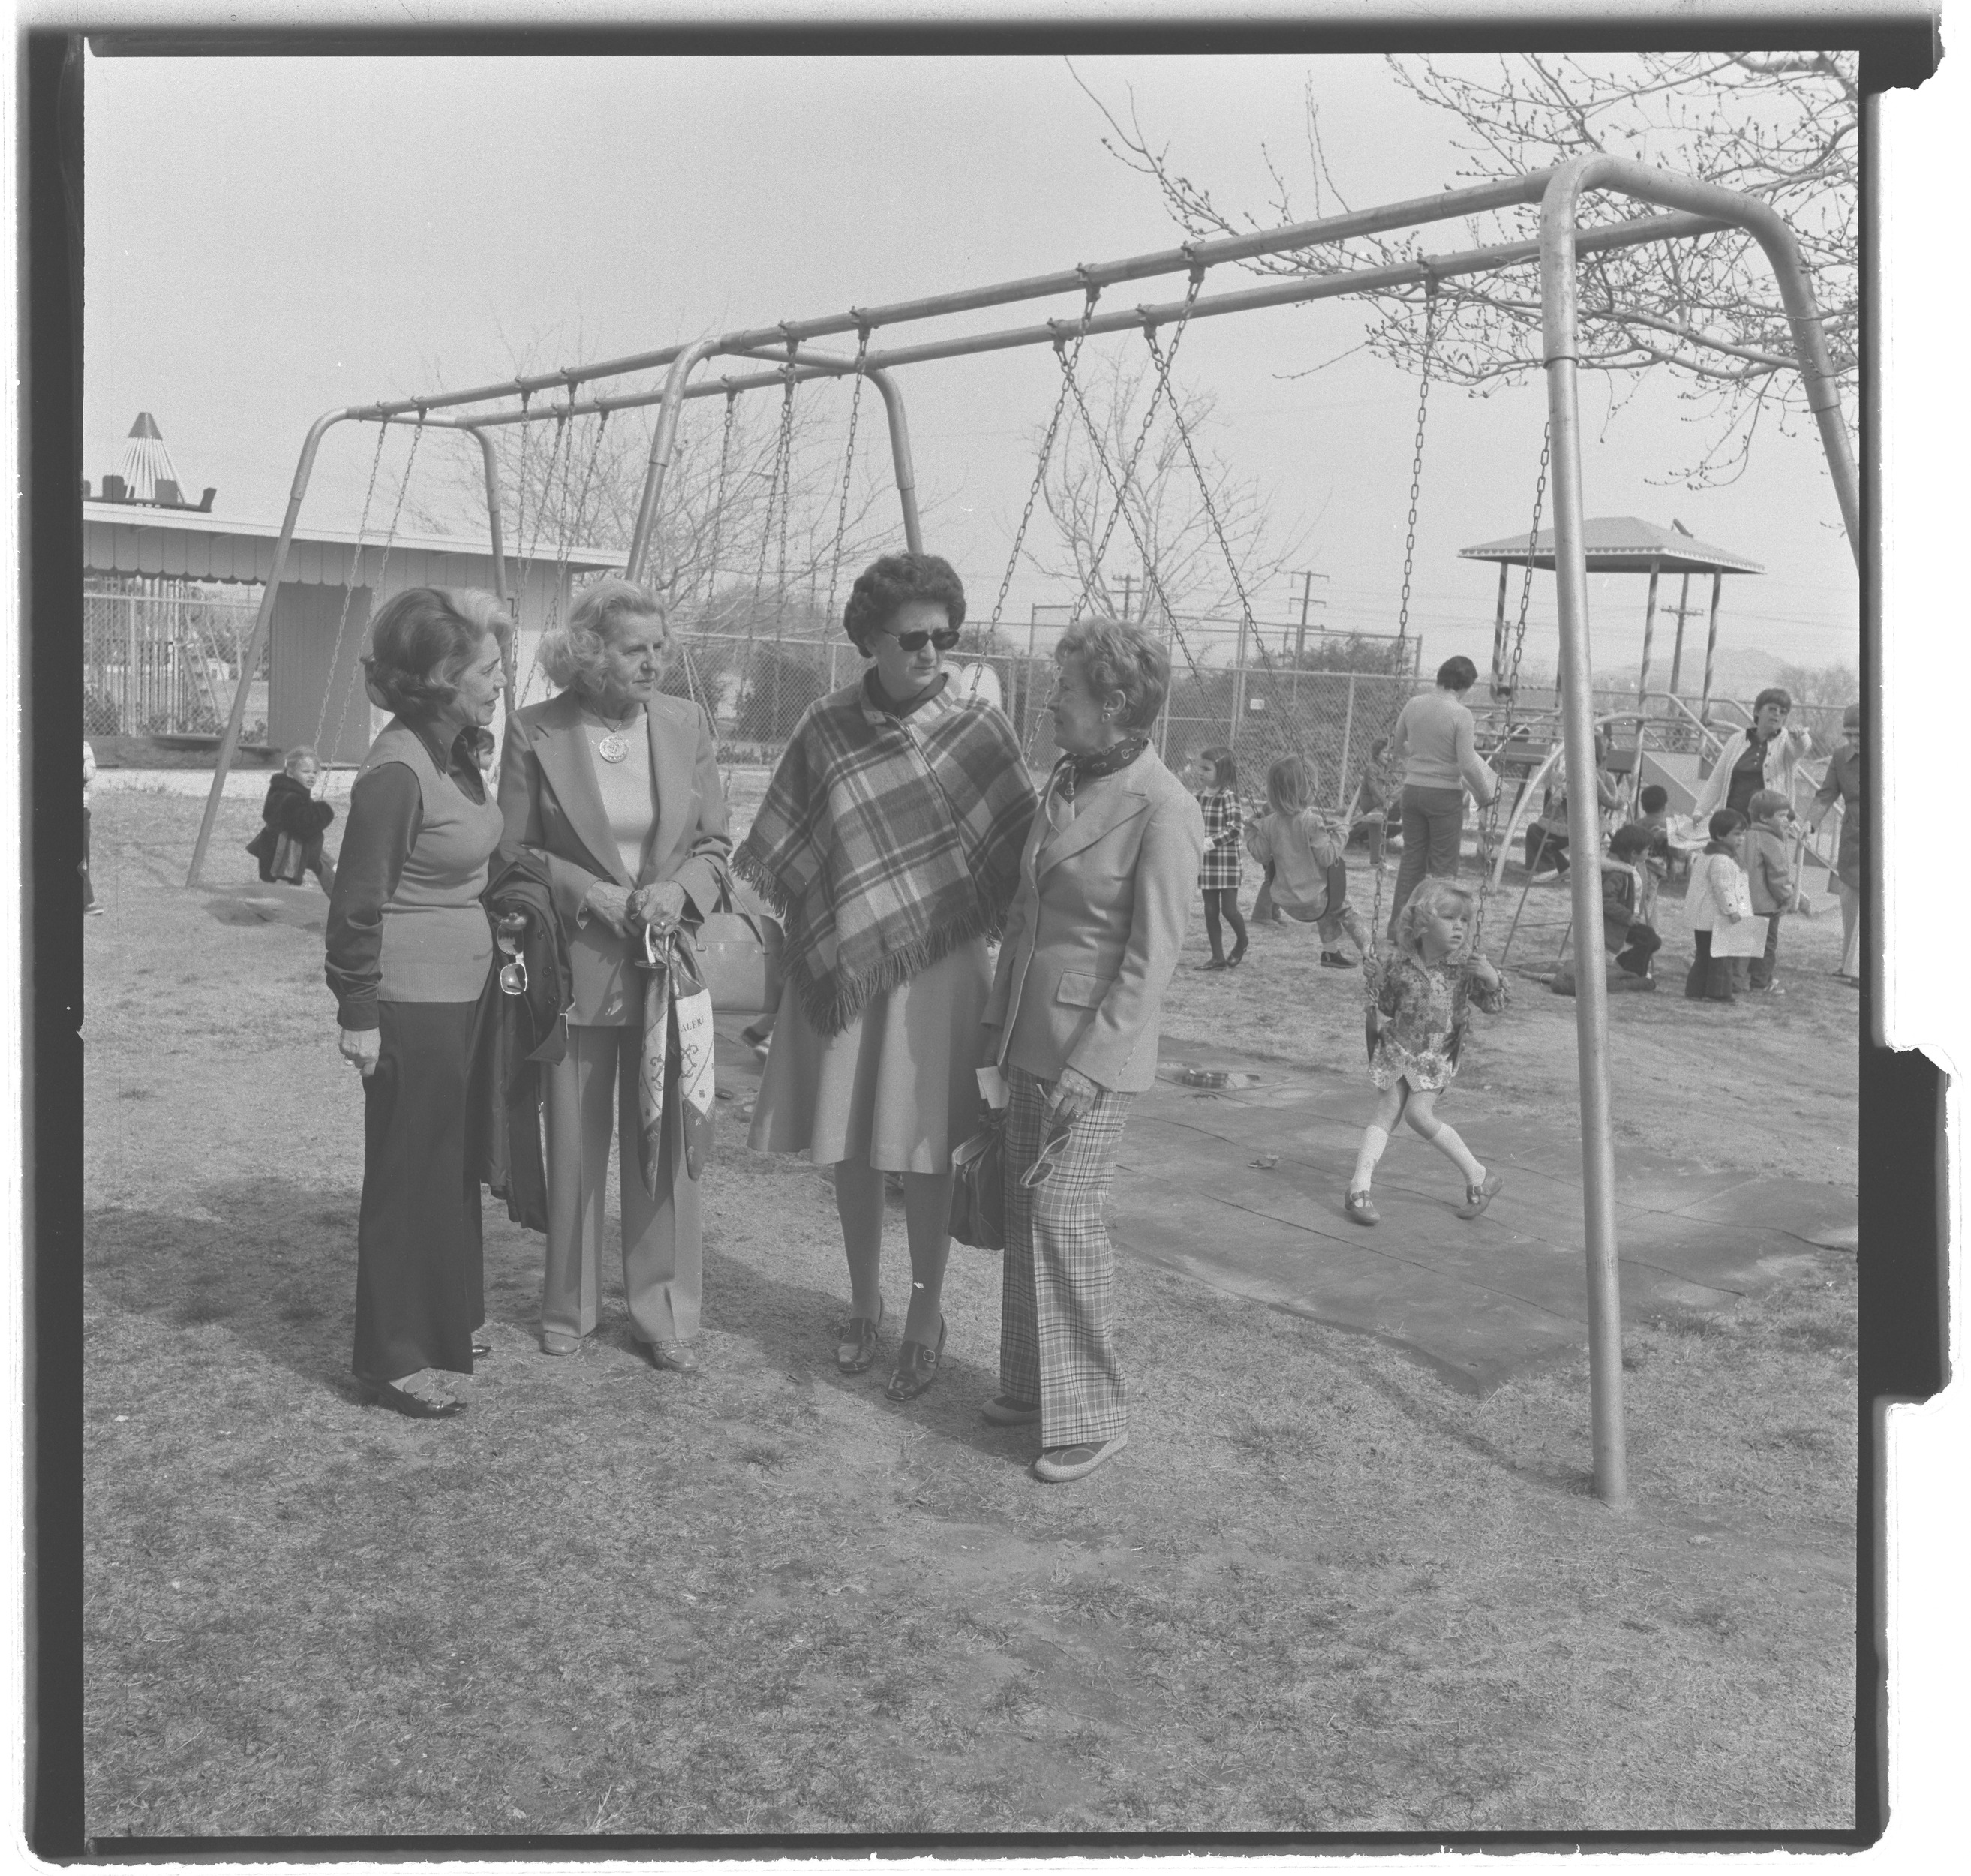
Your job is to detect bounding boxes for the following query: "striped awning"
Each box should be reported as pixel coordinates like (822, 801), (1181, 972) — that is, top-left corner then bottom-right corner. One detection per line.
(116, 411), (182, 502)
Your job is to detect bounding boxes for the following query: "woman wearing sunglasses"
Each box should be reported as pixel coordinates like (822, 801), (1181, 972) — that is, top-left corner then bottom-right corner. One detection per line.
(325, 587), (512, 1418)
(497, 579), (732, 1372)
(979, 618), (1205, 1483)
(741, 552), (1035, 1402)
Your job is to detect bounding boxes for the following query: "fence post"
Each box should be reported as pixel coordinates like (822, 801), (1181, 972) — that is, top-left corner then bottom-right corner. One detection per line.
(125, 594), (139, 736)
(1338, 674), (1356, 810)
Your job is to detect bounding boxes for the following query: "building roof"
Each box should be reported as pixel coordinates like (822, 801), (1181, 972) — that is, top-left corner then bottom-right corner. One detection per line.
(83, 500), (620, 586)
(1458, 516), (1764, 576)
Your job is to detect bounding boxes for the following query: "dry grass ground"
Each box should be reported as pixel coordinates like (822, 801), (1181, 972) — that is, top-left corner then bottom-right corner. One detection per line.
(82, 789), (1856, 1839)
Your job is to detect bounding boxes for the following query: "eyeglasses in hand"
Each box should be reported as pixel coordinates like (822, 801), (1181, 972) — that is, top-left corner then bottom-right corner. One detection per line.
(496, 912), (528, 997)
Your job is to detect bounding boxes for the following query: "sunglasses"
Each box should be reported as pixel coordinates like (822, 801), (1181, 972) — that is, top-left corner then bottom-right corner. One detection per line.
(1020, 1129), (1074, 1189)
(495, 912), (527, 997)
(876, 623), (962, 653)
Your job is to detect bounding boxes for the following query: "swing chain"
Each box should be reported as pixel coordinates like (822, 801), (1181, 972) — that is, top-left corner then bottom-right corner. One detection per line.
(701, 389), (739, 624)
(1395, 276), (1441, 642)
(1506, 422), (1551, 708)
(987, 319), (1089, 635)
(1078, 271), (1206, 619)
(824, 327), (872, 631)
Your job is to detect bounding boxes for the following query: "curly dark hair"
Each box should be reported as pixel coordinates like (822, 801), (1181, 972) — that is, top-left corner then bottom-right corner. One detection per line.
(841, 552), (966, 651)
(1435, 655), (1479, 693)
(362, 587), (512, 723)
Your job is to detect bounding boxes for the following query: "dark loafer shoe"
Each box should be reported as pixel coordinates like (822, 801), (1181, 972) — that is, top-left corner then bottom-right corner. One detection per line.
(981, 1394), (1041, 1427)
(646, 1339), (700, 1375)
(359, 1379), (464, 1421)
(836, 1297), (885, 1374)
(471, 1335), (493, 1358)
(885, 1318), (947, 1402)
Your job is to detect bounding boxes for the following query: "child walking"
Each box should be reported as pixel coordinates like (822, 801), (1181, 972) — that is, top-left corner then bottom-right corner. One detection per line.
(1245, 753), (1373, 967)
(1741, 788), (1809, 994)
(246, 744), (338, 894)
(1683, 809), (1759, 1001)
(1194, 745), (1248, 970)
(1345, 877), (1508, 1225)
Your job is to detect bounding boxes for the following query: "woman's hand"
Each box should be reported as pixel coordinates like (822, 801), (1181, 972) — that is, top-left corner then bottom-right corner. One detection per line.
(629, 879), (688, 933)
(582, 881), (634, 938)
(1048, 1065), (1103, 1131)
(339, 1027), (381, 1078)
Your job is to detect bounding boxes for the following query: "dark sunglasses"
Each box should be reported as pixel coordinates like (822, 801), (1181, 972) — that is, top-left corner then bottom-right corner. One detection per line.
(876, 623), (962, 653)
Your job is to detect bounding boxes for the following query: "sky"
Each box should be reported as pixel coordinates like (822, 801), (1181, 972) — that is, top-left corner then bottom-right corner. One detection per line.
(83, 49), (1861, 688)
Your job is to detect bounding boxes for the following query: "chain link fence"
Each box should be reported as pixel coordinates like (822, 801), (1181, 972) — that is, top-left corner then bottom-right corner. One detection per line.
(657, 627), (1429, 809)
(84, 587), (267, 739)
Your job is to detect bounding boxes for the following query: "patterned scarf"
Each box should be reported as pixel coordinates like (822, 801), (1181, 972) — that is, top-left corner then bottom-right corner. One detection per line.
(736, 678), (1037, 1037)
(1050, 735), (1149, 804)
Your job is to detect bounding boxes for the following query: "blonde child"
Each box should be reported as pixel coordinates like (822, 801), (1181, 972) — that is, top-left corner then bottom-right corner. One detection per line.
(1682, 809), (1759, 1002)
(247, 745), (337, 894)
(1245, 753), (1373, 967)
(1345, 877), (1508, 1225)
(1741, 787), (1809, 994)
(1194, 744), (1248, 969)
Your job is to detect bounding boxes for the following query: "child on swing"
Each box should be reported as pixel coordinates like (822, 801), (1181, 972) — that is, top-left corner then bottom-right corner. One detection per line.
(246, 744), (337, 894)
(1345, 877), (1507, 1226)
(1245, 753), (1373, 967)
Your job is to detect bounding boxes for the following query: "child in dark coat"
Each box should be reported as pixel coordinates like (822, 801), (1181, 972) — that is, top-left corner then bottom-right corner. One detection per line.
(1600, 823), (1663, 982)
(1742, 787), (1808, 994)
(247, 745), (337, 893)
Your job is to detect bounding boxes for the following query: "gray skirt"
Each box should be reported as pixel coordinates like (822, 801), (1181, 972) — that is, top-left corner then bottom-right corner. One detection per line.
(747, 936), (991, 1174)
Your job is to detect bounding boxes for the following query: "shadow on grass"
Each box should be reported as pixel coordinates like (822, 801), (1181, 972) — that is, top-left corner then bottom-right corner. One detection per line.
(83, 1176), (1022, 1460)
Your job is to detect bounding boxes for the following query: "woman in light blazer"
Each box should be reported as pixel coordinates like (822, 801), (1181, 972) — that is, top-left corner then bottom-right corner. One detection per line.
(497, 579), (732, 1372)
(980, 618), (1205, 1484)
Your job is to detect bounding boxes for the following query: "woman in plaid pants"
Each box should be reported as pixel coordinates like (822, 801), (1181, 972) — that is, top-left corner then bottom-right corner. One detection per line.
(979, 618), (1206, 1484)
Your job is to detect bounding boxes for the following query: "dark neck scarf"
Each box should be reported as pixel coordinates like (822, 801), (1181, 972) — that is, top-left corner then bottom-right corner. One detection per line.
(1050, 735), (1149, 804)
(864, 667), (949, 720)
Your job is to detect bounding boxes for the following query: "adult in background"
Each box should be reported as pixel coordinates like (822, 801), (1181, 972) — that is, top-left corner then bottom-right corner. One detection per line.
(1691, 686), (1811, 825)
(326, 587), (511, 1418)
(1345, 735), (1401, 870)
(981, 618), (1204, 1484)
(83, 738), (103, 915)
(741, 553), (1035, 1402)
(1385, 654), (1499, 934)
(1810, 700), (1863, 987)
(497, 578), (732, 1372)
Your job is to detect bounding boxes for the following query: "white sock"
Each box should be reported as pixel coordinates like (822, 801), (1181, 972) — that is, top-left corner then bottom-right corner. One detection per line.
(1423, 1120), (1484, 1186)
(1351, 1125), (1390, 1193)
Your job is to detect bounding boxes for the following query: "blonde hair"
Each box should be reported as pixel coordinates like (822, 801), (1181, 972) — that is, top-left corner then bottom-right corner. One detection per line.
(282, 744), (319, 776)
(1265, 753), (1330, 849)
(538, 578), (665, 693)
(1393, 877), (1477, 961)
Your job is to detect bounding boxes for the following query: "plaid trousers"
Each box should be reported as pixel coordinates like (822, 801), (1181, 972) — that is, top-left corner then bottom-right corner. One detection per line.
(999, 1066), (1136, 1448)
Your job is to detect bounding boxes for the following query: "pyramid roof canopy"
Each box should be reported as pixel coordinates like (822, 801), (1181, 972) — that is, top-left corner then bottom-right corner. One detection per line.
(1458, 516), (1762, 576)
(117, 410), (182, 501)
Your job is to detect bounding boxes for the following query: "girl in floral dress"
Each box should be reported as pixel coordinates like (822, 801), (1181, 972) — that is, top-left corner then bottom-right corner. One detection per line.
(1345, 877), (1508, 1225)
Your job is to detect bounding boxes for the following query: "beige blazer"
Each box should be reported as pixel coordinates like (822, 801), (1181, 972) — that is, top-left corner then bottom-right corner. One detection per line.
(498, 688), (732, 1027)
(984, 744), (1205, 1094)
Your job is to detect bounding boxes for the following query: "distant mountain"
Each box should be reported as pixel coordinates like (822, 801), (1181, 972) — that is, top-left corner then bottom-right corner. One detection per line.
(1594, 642), (1786, 695)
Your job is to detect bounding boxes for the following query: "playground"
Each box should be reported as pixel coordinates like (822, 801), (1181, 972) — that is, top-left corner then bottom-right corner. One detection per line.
(82, 783), (1857, 1835)
(69, 62), (1868, 1843)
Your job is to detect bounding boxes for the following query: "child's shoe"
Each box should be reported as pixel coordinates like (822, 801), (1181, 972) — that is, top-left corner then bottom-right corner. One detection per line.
(1320, 950), (1354, 969)
(1456, 1171), (1504, 1219)
(1344, 1189), (1380, 1226)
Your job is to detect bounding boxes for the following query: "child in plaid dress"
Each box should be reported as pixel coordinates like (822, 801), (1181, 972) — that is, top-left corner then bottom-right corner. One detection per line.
(1194, 745), (1247, 969)
(1345, 877), (1508, 1225)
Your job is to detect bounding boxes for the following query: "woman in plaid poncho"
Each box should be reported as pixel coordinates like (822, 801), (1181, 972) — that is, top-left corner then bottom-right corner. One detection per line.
(739, 554), (1036, 1403)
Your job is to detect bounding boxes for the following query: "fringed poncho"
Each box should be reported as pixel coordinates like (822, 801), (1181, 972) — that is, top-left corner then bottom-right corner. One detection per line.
(736, 675), (1036, 1038)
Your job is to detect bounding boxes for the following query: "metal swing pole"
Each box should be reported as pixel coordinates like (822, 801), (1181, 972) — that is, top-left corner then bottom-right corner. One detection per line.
(1540, 167), (1630, 1510)
(186, 408), (353, 888)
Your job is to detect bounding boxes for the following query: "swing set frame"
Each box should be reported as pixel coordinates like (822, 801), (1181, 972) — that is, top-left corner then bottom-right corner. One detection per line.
(188, 155), (1856, 1509)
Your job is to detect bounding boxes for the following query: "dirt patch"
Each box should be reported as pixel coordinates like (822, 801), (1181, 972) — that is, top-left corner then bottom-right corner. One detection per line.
(82, 792), (1855, 1836)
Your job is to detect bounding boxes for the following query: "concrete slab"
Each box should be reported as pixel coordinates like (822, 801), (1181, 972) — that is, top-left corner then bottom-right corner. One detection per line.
(715, 1015), (1854, 1396)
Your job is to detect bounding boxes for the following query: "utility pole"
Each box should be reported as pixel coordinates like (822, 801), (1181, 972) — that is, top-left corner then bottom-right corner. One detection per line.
(1117, 570), (1136, 621)
(1290, 570), (1330, 658)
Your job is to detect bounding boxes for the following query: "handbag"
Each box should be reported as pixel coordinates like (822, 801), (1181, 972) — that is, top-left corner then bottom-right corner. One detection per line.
(948, 1102), (1008, 1251)
(690, 900), (785, 1018)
